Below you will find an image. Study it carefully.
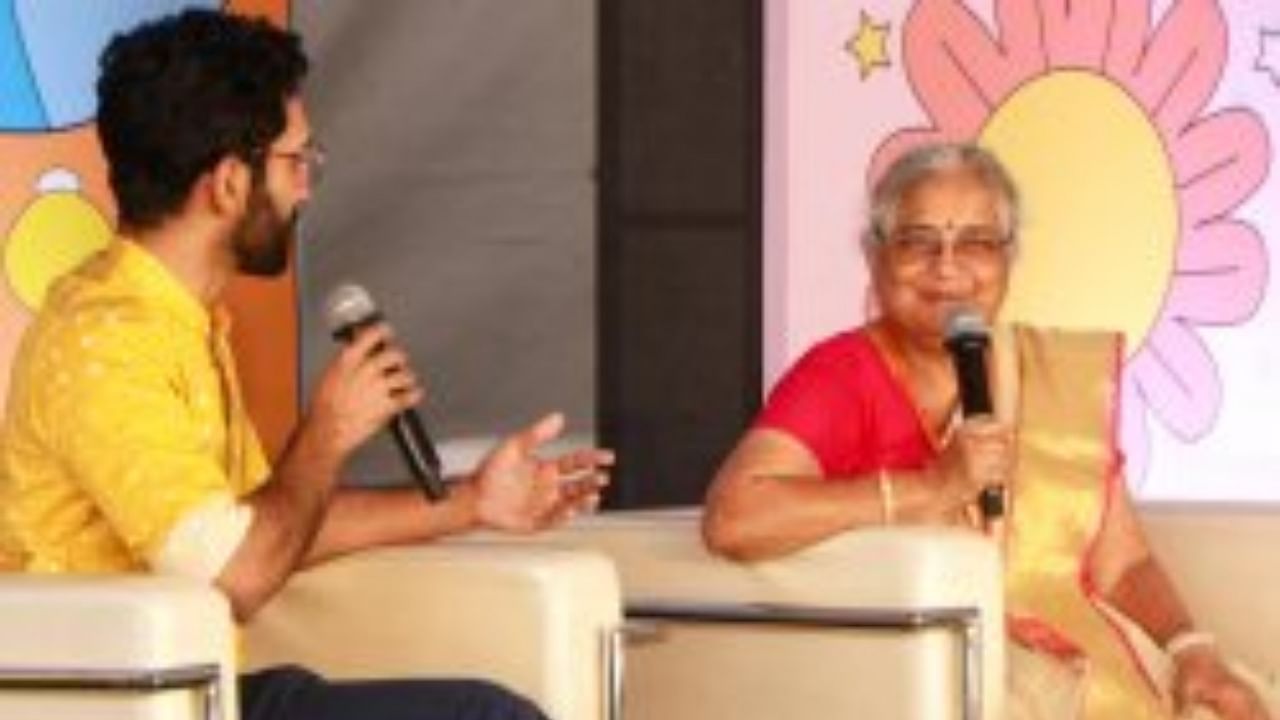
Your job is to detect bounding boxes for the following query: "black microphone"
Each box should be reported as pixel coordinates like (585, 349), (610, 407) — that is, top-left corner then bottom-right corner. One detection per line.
(943, 308), (1003, 522)
(325, 284), (448, 502)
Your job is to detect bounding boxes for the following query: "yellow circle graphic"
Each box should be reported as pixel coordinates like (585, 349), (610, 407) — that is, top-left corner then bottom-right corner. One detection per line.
(5, 191), (113, 310)
(980, 70), (1178, 356)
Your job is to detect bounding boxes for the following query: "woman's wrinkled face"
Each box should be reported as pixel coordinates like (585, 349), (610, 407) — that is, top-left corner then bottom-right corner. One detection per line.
(869, 167), (1013, 346)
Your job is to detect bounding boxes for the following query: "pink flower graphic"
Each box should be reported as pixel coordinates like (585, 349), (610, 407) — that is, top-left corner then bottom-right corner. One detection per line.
(872, 0), (1270, 485)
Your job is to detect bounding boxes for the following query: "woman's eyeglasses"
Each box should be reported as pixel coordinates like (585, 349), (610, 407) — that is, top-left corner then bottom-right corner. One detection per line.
(882, 225), (1012, 267)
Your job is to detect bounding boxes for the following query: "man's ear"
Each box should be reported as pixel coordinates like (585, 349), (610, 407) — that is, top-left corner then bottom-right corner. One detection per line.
(207, 155), (252, 217)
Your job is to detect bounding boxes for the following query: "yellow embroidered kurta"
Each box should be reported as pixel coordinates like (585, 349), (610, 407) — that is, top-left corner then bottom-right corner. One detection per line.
(0, 240), (268, 573)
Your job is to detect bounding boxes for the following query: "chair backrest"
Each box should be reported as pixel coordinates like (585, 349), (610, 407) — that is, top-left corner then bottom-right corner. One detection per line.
(244, 542), (622, 720)
(544, 508), (1005, 720)
(0, 574), (237, 720)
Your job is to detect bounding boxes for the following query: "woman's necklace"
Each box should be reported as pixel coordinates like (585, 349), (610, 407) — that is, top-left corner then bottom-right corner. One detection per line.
(869, 324), (983, 529)
(867, 323), (959, 451)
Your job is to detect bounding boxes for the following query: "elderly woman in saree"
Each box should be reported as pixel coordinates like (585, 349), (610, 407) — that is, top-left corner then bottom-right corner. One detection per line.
(703, 143), (1269, 720)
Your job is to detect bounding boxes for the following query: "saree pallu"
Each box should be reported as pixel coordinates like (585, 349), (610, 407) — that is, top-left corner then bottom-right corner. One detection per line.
(1001, 326), (1166, 719)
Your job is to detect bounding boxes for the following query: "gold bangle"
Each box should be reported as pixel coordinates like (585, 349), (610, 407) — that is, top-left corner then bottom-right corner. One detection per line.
(877, 468), (896, 524)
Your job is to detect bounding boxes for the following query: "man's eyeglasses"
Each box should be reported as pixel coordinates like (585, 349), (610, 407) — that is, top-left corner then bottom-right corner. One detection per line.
(263, 141), (327, 184)
(881, 224), (1013, 267)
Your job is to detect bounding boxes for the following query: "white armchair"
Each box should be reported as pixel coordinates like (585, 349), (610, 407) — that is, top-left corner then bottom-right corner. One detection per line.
(538, 508), (1006, 720)
(0, 542), (622, 720)
(244, 542), (621, 720)
(532, 506), (1280, 719)
(0, 574), (237, 720)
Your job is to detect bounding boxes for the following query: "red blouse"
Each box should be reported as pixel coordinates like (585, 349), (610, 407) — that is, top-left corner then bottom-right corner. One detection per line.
(755, 329), (937, 478)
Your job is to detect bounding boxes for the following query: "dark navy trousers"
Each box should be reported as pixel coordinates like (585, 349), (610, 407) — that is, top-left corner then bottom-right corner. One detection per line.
(241, 666), (549, 720)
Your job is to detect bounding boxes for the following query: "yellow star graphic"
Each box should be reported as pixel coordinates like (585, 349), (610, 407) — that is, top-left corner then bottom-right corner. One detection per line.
(845, 10), (891, 80)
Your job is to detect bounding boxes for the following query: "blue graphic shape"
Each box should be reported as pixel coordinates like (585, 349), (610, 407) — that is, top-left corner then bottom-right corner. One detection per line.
(6, 0), (218, 130)
(0, 0), (46, 129)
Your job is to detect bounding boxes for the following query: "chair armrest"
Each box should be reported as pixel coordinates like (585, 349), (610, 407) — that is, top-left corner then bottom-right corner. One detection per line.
(544, 508), (1005, 720)
(1139, 507), (1280, 676)
(0, 574), (236, 720)
(244, 542), (621, 720)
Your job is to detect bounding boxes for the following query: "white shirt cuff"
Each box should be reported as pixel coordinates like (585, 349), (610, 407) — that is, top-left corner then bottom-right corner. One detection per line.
(148, 493), (252, 582)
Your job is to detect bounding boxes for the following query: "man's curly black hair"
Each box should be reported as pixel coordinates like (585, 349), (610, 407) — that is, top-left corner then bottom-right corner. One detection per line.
(96, 9), (308, 230)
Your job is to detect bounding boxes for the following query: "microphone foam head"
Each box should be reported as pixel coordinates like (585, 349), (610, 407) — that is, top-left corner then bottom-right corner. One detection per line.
(325, 283), (378, 333)
(944, 306), (989, 342)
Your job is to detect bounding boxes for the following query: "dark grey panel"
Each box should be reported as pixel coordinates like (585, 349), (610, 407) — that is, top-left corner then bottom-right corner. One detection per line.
(598, 0), (762, 507)
(295, 0), (596, 483)
(615, 1), (751, 216)
(607, 226), (758, 507)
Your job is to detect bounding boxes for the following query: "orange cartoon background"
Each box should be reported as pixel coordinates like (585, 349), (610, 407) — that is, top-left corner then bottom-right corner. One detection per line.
(0, 0), (296, 458)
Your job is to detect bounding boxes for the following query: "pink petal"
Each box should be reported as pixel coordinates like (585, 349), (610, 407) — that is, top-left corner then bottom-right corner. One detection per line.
(1129, 0), (1228, 136)
(1040, 0), (1114, 69)
(1103, 1), (1151, 81)
(1129, 320), (1221, 441)
(903, 0), (1037, 137)
(1119, 370), (1152, 492)
(1173, 109), (1271, 223)
(1167, 220), (1268, 325)
(993, 0), (1052, 71)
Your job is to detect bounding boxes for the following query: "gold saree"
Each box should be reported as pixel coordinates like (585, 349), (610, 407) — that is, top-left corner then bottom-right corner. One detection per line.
(1001, 326), (1165, 719)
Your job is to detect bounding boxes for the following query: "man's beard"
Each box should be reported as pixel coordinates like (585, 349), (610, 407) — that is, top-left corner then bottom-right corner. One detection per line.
(231, 187), (299, 278)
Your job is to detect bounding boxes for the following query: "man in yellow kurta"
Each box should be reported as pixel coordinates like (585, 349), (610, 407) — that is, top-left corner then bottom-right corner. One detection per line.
(2, 239), (269, 577)
(0, 10), (610, 720)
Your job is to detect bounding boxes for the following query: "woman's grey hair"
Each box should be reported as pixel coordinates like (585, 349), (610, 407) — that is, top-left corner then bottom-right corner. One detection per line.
(862, 143), (1021, 248)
